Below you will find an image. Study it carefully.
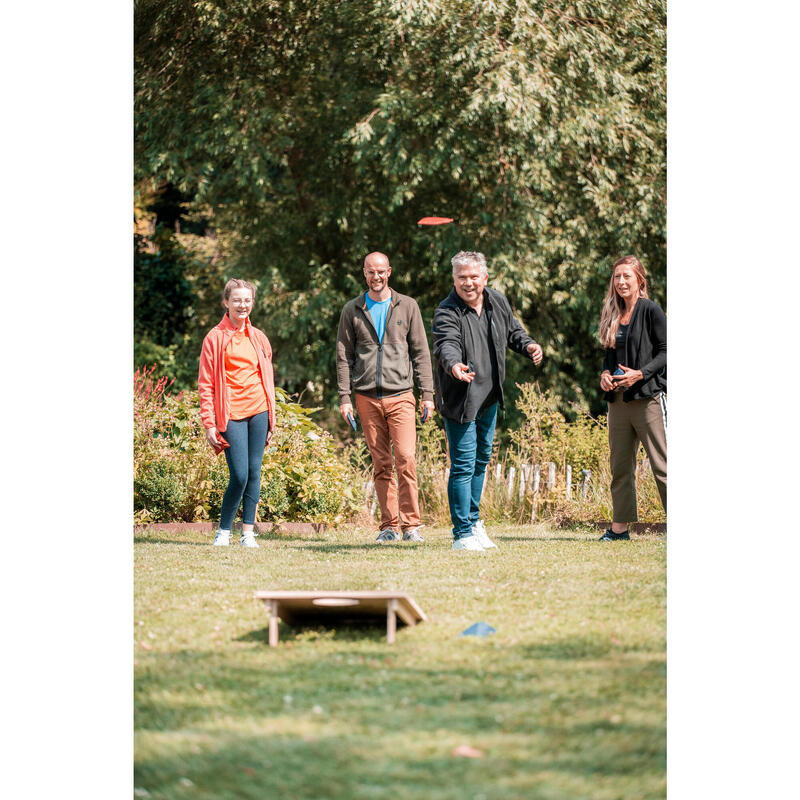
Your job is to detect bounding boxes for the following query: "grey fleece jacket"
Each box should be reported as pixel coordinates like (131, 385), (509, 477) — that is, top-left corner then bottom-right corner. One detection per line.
(336, 289), (434, 405)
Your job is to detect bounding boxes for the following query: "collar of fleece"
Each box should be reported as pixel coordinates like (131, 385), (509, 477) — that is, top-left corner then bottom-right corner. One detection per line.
(218, 313), (251, 334)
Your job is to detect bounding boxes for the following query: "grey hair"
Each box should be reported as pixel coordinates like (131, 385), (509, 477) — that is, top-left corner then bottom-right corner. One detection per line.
(451, 251), (488, 277)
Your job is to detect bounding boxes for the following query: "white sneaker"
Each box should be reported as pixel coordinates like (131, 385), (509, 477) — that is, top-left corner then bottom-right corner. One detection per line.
(240, 532), (259, 548)
(452, 535), (484, 551)
(402, 526), (425, 542)
(472, 520), (497, 549)
(213, 530), (230, 546)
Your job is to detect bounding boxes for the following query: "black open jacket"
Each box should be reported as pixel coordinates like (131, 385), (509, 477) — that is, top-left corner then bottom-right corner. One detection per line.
(602, 297), (666, 402)
(432, 287), (537, 422)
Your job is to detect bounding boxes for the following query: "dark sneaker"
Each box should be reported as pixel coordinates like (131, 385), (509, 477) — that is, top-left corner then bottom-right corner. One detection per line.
(599, 529), (630, 541)
(402, 526), (425, 542)
(376, 528), (400, 542)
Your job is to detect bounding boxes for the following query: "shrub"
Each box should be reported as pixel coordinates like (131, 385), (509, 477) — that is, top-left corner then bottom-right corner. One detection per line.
(133, 459), (187, 522)
(261, 390), (363, 524)
(204, 454), (232, 524)
(349, 382), (665, 528)
(509, 382), (608, 474)
(508, 383), (664, 524)
(259, 468), (291, 521)
(413, 415), (451, 526)
(133, 367), (362, 525)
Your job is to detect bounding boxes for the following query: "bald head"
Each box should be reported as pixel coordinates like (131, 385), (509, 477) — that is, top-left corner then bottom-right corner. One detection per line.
(364, 251), (390, 270)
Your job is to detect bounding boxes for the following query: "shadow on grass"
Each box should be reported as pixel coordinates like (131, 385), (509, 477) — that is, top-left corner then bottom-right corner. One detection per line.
(297, 543), (395, 553)
(136, 639), (665, 729)
(135, 643), (665, 799)
(238, 622), (390, 646)
(237, 625), (663, 659)
(134, 729), (664, 800)
(495, 534), (589, 542)
(276, 536), (328, 544)
(494, 533), (663, 543)
(133, 536), (211, 546)
(516, 637), (665, 659)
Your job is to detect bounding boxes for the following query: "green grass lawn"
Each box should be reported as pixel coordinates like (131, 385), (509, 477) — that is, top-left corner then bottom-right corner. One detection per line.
(134, 524), (665, 800)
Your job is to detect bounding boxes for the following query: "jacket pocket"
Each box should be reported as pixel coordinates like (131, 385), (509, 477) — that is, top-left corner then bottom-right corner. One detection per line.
(351, 344), (377, 389)
(380, 342), (412, 392)
(439, 367), (468, 413)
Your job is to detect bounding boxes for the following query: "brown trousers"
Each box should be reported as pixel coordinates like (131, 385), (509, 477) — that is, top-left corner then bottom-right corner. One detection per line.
(608, 394), (667, 522)
(355, 391), (420, 531)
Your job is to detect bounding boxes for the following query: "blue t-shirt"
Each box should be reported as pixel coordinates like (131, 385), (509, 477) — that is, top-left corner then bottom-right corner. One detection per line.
(365, 295), (391, 342)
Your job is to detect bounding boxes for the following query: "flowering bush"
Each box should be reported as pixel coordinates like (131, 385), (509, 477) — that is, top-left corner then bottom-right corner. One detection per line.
(134, 366), (362, 524)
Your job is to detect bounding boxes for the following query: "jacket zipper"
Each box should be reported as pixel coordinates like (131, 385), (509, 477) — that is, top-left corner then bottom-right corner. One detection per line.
(356, 297), (390, 399)
(459, 310), (470, 423)
(623, 300), (642, 400)
(459, 378), (471, 424)
(258, 340), (272, 413)
(487, 312), (504, 413)
(376, 301), (394, 399)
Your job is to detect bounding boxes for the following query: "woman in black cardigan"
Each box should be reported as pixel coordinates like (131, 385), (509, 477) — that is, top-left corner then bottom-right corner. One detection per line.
(598, 255), (666, 540)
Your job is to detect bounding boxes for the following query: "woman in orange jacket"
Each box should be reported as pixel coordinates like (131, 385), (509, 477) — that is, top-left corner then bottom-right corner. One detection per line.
(198, 279), (277, 547)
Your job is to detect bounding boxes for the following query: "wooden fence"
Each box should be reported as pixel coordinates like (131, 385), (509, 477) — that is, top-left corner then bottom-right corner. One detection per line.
(360, 459), (622, 523)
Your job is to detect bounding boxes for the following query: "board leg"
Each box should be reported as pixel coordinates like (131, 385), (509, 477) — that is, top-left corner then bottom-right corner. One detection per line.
(268, 600), (279, 647)
(387, 598), (397, 644)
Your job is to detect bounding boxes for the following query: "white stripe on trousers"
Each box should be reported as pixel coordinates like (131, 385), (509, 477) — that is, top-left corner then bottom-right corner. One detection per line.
(658, 393), (667, 442)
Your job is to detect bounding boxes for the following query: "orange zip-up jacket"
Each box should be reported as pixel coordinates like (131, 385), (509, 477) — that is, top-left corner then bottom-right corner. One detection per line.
(198, 314), (276, 455)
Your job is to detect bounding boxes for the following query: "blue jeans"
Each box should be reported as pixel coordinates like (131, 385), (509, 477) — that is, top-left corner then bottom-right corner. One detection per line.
(219, 411), (270, 529)
(443, 403), (498, 540)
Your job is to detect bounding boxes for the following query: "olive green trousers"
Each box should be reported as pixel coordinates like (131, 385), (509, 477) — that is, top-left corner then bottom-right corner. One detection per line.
(607, 394), (667, 523)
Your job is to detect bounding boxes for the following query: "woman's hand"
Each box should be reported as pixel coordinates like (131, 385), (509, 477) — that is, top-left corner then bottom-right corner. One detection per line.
(600, 370), (616, 392)
(205, 427), (220, 450)
(611, 365), (644, 389)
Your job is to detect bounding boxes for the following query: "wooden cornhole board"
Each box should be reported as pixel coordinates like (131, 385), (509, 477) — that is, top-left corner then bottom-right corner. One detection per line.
(254, 591), (426, 646)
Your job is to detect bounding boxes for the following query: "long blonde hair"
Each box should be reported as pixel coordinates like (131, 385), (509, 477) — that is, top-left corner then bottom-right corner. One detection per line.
(598, 256), (649, 348)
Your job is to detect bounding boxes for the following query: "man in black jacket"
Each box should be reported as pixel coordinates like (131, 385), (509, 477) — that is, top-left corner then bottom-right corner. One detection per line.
(432, 251), (543, 551)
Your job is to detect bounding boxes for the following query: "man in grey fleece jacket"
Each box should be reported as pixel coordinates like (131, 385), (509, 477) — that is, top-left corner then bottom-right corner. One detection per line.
(336, 252), (434, 543)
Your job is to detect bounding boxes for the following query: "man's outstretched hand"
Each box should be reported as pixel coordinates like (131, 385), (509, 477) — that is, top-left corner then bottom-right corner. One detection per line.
(526, 342), (543, 365)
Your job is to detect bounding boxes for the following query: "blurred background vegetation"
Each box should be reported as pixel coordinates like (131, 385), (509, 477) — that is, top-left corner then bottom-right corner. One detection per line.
(135, 0), (665, 442)
(134, 365), (664, 526)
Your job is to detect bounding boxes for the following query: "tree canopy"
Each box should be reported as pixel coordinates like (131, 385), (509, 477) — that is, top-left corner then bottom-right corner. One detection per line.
(135, 0), (665, 418)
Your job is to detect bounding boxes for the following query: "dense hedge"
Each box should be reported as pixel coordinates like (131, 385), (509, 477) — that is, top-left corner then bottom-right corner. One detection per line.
(134, 367), (363, 525)
(134, 366), (664, 526)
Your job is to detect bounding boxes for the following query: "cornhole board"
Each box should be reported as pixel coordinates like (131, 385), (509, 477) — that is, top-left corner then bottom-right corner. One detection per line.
(253, 591), (427, 646)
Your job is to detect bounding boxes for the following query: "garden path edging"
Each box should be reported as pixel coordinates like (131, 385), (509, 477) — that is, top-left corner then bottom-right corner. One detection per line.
(135, 521), (665, 535)
(134, 521), (324, 535)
